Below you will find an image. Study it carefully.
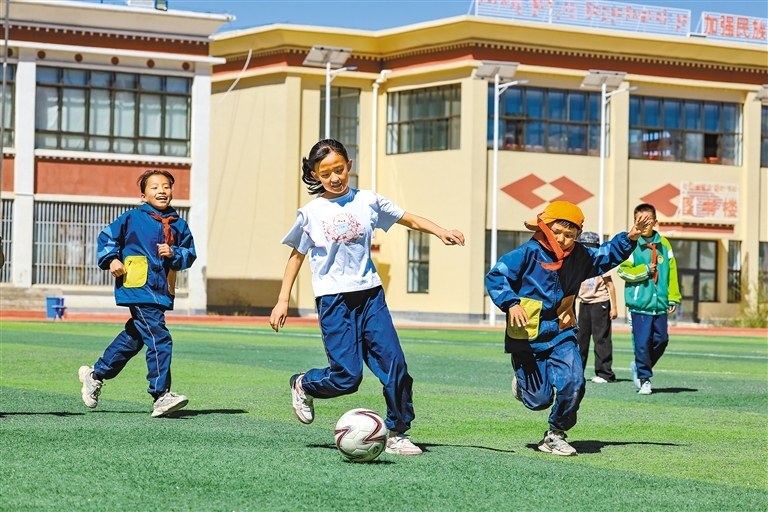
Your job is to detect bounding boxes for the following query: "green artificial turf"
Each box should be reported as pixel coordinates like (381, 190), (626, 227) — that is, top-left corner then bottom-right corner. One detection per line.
(1, 320), (766, 511)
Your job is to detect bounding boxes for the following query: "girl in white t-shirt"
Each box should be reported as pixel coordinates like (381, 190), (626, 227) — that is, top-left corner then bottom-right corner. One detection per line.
(269, 139), (464, 456)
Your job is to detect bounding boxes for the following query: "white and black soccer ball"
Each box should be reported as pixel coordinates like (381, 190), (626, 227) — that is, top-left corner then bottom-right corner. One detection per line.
(334, 408), (387, 462)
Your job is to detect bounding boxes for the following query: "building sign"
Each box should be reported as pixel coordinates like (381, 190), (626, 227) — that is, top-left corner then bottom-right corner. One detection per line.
(679, 181), (739, 222)
(697, 12), (767, 44)
(475, 0), (691, 36)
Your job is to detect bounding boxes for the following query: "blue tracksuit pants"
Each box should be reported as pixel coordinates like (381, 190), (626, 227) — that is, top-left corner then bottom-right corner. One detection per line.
(93, 305), (173, 398)
(510, 337), (585, 431)
(630, 312), (669, 381)
(301, 286), (415, 434)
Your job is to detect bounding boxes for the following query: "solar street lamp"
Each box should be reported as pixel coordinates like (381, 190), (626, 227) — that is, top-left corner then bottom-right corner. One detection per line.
(476, 61), (528, 327)
(755, 84), (768, 103)
(303, 45), (358, 139)
(581, 70), (637, 242)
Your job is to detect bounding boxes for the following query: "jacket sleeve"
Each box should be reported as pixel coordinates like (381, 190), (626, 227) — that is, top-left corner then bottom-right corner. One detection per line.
(485, 248), (524, 312)
(170, 221), (196, 271)
(664, 238), (682, 304)
(617, 251), (652, 283)
(591, 232), (638, 276)
(97, 215), (126, 270)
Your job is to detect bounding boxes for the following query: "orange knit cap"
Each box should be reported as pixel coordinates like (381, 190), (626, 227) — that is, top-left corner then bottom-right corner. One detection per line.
(524, 201), (585, 231)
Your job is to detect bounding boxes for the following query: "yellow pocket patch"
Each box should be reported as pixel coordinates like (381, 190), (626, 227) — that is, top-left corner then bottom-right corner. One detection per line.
(167, 269), (176, 297)
(123, 256), (148, 288)
(506, 298), (543, 340)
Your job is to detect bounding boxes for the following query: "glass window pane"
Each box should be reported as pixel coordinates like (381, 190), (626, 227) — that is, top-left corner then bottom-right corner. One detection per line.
(670, 239), (696, 269)
(115, 73), (137, 90)
(113, 91), (136, 137)
(398, 123), (411, 153)
(642, 130), (663, 160)
(450, 116), (461, 150)
(661, 130), (682, 161)
(35, 87), (59, 131)
(89, 89), (111, 136)
(398, 93), (410, 122)
(61, 135), (85, 150)
(113, 138), (134, 154)
(139, 94), (162, 138)
(723, 103), (739, 133)
(664, 99), (682, 129)
(629, 128), (643, 158)
(140, 75), (163, 91)
(547, 123), (567, 153)
(729, 241), (741, 270)
(89, 137), (110, 152)
(685, 101), (702, 130)
(413, 90), (425, 120)
(722, 134), (739, 165)
(700, 241), (717, 270)
(567, 124), (586, 155)
(526, 89), (545, 119)
(629, 96), (641, 126)
(588, 123), (601, 156)
(761, 137), (768, 167)
(704, 102), (721, 131)
(684, 133), (703, 162)
(138, 140), (162, 155)
(35, 133), (58, 149)
(426, 89), (438, 118)
(2, 89), (11, 129)
(387, 93), (398, 123)
(451, 85), (460, 117)
(525, 120), (544, 151)
(503, 120), (523, 151)
(548, 90), (566, 121)
(644, 97), (661, 127)
(568, 92), (587, 122)
(91, 71), (112, 88)
(504, 87), (523, 116)
(61, 89), (86, 133)
(762, 106), (768, 135)
(164, 141), (188, 157)
(588, 93), (600, 122)
(699, 272), (716, 302)
(36, 67), (60, 84)
(63, 69), (87, 86)
(166, 77), (190, 94)
(412, 121), (424, 152)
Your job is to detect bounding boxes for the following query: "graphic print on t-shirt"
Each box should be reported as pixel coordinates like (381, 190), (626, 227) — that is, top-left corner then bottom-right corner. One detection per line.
(323, 213), (364, 244)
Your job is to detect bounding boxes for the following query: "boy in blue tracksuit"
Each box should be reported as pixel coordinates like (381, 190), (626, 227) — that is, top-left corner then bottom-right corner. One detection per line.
(486, 201), (653, 456)
(78, 169), (196, 418)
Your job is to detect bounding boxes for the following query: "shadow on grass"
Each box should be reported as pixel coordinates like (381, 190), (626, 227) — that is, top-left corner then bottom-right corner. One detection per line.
(649, 387), (698, 394)
(416, 443), (515, 454)
(165, 409), (249, 419)
(306, 444), (396, 464)
(525, 440), (681, 454)
(0, 411), (85, 417)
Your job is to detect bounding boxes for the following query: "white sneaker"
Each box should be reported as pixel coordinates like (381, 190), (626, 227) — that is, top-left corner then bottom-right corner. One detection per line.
(385, 434), (423, 455)
(591, 376), (609, 384)
(630, 361), (641, 389)
(538, 429), (578, 456)
(78, 366), (103, 408)
(151, 391), (188, 418)
(639, 380), (652, 395)
(511, 375), (522, 402)
(290, 373), (314, 424)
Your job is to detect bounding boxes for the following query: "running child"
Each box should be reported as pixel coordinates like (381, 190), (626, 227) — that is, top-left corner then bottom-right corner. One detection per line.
(486, 201), (653, 456)
(269, 139), (464, 456)
(617, 203), (681, 395)
(78, 169), (196, 418)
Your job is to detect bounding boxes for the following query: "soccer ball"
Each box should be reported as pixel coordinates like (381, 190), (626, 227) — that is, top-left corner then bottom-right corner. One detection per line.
(334, 408), (388, 462)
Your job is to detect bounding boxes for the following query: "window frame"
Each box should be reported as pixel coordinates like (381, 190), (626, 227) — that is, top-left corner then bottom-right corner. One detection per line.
(629, 96), (742, 165)
(407, 230), (430, 293)
(727, 240), (741, 303)
(34, 67), (191, 157)
(386, 84), (461, 155)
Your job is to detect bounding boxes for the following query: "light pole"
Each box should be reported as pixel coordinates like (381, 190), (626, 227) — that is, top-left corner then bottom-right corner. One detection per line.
(475, 61), (528, 327)
(303, 45), (357, 139)
(580, 70), (637, 242)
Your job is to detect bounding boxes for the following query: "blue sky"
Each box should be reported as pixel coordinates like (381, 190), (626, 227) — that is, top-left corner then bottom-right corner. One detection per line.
(88, 1), (768, 33)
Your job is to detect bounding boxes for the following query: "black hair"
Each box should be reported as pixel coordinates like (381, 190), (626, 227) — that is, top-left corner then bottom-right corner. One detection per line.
(552, 219), (581, 231)
(301, 139), (349, 195)
(634, 203), (657, 220)
(138, 169), (175, 194)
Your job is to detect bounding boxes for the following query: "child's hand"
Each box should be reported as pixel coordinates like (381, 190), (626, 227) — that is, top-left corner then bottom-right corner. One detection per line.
(610, 307), (618, 320)
(508, 304), (529, 327)
(628, 212), (654, 240)
(109, 258), (126, 278)
(439, 229), (465, 246)
(157, 244), (174, 259)
(269, 302), (289, 332)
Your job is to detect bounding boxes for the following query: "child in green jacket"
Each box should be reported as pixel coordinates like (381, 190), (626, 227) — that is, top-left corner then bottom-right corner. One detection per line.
(617, 203), (681, 395)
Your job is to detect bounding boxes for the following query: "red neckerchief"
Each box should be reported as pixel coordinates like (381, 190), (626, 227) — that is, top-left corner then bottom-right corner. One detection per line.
(532, 214), (574, 271)
(147, 212), (178, 245)
(643, 240), (658, 283)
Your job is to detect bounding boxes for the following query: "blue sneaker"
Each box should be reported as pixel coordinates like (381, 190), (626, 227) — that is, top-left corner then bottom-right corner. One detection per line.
(630, 361), (640, 389)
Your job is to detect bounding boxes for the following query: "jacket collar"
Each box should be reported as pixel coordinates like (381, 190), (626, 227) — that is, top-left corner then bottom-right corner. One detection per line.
(140, 202), (176, 217)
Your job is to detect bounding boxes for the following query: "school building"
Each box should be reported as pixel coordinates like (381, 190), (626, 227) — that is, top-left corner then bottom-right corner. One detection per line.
(208, 1), (768, 323)
(0, 0), (231, 314)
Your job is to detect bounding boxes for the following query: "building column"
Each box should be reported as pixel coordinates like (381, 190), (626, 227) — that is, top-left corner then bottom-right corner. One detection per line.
(187, 65), (211, 314)
(11, 48), (35, 287)
(741, 93), (762, 305)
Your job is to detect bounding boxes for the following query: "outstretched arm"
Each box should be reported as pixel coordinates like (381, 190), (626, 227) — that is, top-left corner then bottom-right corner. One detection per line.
(269, 249), (306, 332)
(396, 212), (465, 246)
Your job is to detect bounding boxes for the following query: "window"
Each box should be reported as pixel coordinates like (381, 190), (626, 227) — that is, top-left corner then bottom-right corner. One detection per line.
(489, 87), (603, 155)
(629, 96), (741, 165)
(670, 239), (718, 303)
(0, 64), (14, 147)
(484, 230), (531, 274)
(761, 106), (768, 168)
(387, 84), (461, 154)
(35, 68), (191, 157)
(760, 242), (768, 302)
(320, 87), (360, 188)
(0, 198), (11, 283)
(727, 240), (741, 303)
(33, 202), (188, 287)
(407, 230), (430, 293)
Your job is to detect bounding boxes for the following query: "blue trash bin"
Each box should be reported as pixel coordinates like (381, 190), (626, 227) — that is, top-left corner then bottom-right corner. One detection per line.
(45, 297), (66, 320)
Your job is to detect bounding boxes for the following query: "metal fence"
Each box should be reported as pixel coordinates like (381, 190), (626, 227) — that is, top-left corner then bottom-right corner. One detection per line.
(33, 201), (188, 288)
(1, 199), (11, 283)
